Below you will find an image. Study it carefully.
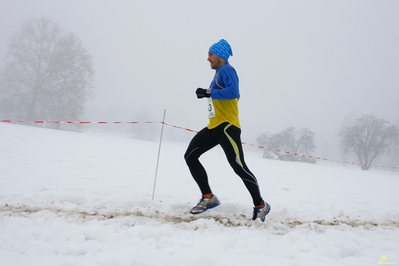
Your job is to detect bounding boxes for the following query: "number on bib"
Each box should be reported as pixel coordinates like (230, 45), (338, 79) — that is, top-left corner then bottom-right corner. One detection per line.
(208, 98), (215, 118)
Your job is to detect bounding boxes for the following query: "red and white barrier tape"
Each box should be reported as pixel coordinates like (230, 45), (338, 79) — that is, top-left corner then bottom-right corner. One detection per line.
(0, 119), (199, 133)
(162, 122), (199, 133)
(0, 119), (157, 125)
(2, 119), (398, 170)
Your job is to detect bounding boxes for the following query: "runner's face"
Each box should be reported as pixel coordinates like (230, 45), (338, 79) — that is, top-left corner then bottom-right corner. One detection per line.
(207, 53), (225, 69)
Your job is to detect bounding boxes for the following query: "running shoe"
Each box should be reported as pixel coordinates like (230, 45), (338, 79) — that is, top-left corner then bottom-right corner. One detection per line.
(252, 201), (271, 222)
(190, 195), (220, 214)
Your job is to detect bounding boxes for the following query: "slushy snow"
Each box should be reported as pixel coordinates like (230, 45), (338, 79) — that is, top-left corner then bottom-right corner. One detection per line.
(0, 122), (398, 266)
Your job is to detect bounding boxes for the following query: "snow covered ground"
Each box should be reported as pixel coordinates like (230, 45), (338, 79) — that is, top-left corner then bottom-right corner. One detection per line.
(1, 122), (398, 266)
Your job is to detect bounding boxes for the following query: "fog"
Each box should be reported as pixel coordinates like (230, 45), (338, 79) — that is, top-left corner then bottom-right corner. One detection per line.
(1, 0), (398, 160)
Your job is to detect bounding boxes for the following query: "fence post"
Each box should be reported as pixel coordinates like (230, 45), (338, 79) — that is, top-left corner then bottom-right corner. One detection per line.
(152, 109), (166, 200)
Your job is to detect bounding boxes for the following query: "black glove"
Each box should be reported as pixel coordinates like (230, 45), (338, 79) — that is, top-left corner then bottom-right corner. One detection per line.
(196, 88), (211, 99)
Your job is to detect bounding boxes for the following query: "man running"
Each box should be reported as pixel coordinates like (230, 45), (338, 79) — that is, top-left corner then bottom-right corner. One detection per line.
(184, 39), (271, 222)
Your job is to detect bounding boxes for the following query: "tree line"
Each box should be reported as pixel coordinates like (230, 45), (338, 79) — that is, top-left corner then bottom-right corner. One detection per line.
(257, 115), (399, 170)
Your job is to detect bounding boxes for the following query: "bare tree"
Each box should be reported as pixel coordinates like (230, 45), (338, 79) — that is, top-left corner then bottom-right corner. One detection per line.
(0, 17), (94, 127)
(339, 115), (399, 170)
(257, 127), (316, 163)
(48, 33), (94, 122)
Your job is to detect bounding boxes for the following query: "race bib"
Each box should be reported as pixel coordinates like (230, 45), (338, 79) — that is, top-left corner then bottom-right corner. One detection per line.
(207, 98), (215, 118)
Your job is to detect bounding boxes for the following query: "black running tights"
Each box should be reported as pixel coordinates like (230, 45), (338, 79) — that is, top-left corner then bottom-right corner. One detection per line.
(184, 122), (263, 206)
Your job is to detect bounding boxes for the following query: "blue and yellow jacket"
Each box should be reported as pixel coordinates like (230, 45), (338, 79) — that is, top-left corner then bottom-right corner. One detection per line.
(208, 63), (240, 129)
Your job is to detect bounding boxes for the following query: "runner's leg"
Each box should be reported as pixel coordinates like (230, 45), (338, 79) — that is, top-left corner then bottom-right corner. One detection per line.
(214, 123), (263, 206)
(184, 127), (218, 195)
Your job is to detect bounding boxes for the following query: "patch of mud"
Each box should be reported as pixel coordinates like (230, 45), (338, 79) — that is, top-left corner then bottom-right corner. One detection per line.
(1, 203), (398, 231)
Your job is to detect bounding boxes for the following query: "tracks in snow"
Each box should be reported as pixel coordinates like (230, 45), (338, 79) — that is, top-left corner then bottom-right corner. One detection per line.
(1, 203), (398, 231)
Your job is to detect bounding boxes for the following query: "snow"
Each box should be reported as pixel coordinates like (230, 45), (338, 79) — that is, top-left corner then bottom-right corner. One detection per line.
(0, 122), (398, 266)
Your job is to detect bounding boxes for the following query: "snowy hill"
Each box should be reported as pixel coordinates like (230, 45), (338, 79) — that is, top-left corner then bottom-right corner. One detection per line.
(1, 123), (398, 266)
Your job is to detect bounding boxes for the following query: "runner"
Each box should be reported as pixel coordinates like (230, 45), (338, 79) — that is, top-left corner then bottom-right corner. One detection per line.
(184, 39), (271, 222)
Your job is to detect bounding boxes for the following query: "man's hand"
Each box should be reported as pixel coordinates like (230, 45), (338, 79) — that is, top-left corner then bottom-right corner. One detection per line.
(196, 88), (211, 99)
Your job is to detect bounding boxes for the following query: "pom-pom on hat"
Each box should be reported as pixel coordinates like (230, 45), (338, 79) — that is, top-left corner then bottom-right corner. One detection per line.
(209, 39), (233, 61)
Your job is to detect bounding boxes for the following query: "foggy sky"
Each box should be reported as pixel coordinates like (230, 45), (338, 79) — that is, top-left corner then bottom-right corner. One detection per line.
(1, 0), (398, 159)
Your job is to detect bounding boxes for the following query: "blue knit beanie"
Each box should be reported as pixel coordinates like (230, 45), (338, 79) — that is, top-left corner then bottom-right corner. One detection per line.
(209, 39), (233, 61)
